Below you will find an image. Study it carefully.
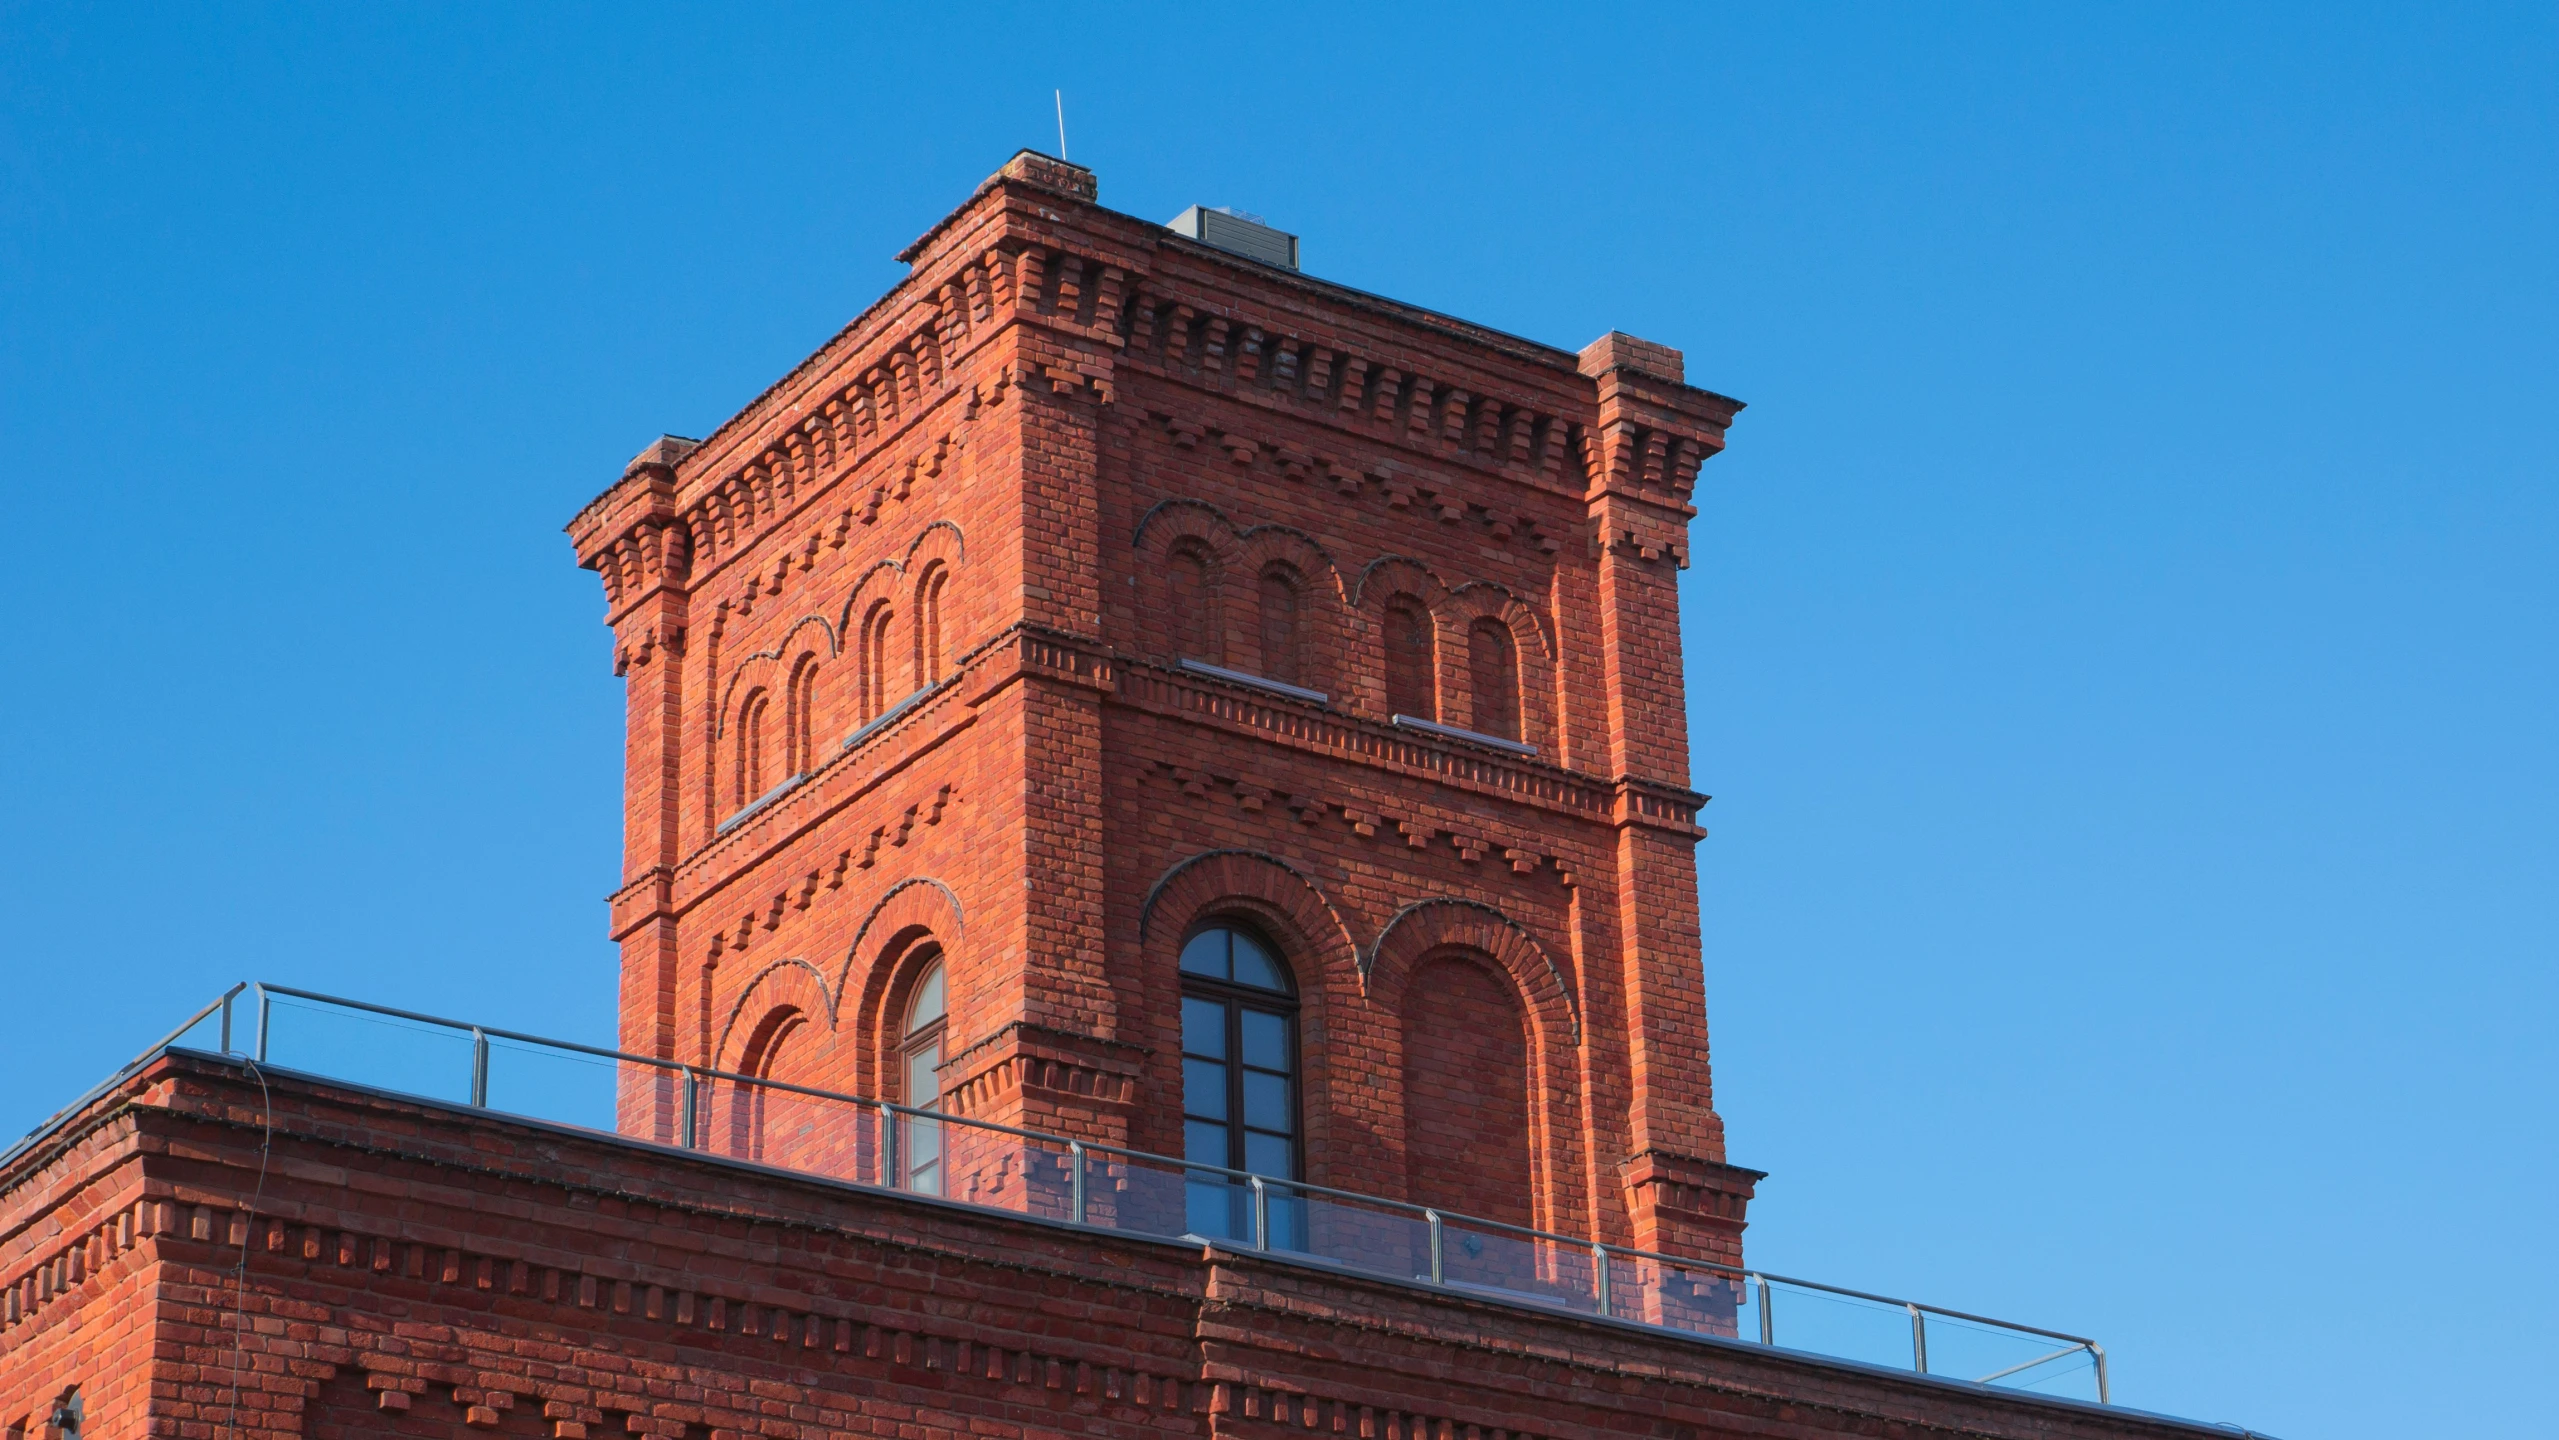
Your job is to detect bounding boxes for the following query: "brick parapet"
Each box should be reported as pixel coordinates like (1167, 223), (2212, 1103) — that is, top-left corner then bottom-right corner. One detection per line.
(3, 1058), (2232, 1440)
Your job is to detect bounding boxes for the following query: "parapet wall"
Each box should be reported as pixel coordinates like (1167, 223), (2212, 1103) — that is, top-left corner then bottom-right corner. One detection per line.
(1, 1054), (2227, 1440)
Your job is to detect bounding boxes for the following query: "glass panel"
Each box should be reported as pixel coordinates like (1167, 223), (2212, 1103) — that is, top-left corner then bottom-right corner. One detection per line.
(1230, 931), (1284, 991)
(904, 961), (944, 1034)
(902, 1108), (942, 1196)
(1242, 1070), (1290, 1131)
(1179, 930), (1229, 980)
(1186, 1174), (1243, 1241)
(1240, 1008), (1289, 1069)
(1181, 996), (1227, 1058)
(1183, 1058), (1230, 1121)
(904, 1039), (941, 1108)
(1185, 1119), (1231, 1166)
(1243, 1130), (1294, 1179)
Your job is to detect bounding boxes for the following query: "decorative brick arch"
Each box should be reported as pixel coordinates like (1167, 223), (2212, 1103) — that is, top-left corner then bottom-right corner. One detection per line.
(1444, 580), (1558, 753)
(711, 958), (839, 1074)
(1137, 849), (1359, 982)
(1235, 524), (1349, 607)
(837, 876), (965, 1097)
(830, 558), (907, 641)
(1129, 496), (1239, 554)
(1366, 898), (1580, 1046)
(1132, 500), (1244, 665)
(902, 521), (966, 692)
(1350, 557), (1451, 720)
(714, 612), (841, 734)
(1366, 898), (1582, 1236)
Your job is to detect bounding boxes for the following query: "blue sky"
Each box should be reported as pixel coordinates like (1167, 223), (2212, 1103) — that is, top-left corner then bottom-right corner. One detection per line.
(3, 6), (2551, 1435)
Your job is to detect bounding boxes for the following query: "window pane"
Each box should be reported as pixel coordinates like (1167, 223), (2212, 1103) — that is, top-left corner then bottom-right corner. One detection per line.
(1244, 1130), (1295, 1180)
(1230, 932), (1285, 991)
(1183, 1058), (1229, 1121)
(1179, 930), (1229, 980)
(904, 961), (945, 1034)
(1243, 1070), (1291, 1131)
(1185, 1119), (1232, 1167)
(904, 1040), (940, 1108)
(1240, 1008), (1289, 1070)
(1182, 996), (1227, 1058)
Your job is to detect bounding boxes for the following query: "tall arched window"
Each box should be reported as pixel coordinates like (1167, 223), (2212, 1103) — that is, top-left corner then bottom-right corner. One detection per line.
(1467, 618), (1520, 741)
(786, 654), (820, 775)
(859, 600), (896, 722)
(913, 562), (949, 687)
(734, 688), (771, 807)
(1180, 924), (1298, 1243)
(1168, 546), (1217, 663)
(1384, 597), (1435, 720)
(1258, 566), (1302, 686)
(898, 953), (948, 1194)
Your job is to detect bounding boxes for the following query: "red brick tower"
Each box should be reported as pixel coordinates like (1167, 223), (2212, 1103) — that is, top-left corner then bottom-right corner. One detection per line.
(568, 152), (1757, 1265)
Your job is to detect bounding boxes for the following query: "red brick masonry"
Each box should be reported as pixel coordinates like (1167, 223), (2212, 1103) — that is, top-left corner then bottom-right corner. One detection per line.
(564, 151), (1754, 1267)
(0, 1056), (2234, 1440)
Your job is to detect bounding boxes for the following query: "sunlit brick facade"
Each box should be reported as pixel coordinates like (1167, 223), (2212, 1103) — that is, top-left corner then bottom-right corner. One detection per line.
(566, 152), (1756, 1264)
(0, 154), (2241, 1440)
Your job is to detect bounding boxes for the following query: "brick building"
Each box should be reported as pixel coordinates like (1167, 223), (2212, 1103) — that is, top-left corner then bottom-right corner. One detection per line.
(0, 155), (2262, 1440)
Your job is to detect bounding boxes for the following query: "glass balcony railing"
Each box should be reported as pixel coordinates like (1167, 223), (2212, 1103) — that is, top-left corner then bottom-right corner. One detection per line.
(7, 983), (2110, 1407)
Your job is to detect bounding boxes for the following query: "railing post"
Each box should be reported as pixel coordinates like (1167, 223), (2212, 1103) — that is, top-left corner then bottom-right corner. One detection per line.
(1069, 1141), (1087, 1226)
(255, 987), (271, 1063)
(678, 1068), (698, 1150)
(1754, 1274), (1773, 1345)
(880, 1102), (900, 1189)
(1249, 1176), (1268, 1252)
(1908, 1303), (1928, 1373)
(2090, 1343), (2110, 1405)
(1425, 1210), (1444, 1285)
(1592, 1243), (1611, 1316)
(469, 1027), (490, 1108)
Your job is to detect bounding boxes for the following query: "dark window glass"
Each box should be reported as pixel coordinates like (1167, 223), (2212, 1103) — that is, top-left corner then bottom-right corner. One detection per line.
(1178, 924), (1302, 1247)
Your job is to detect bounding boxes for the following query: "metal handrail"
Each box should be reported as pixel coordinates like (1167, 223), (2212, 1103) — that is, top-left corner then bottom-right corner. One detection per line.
(0, 983), (247, 1171)
(178, 981), (2108, 1403)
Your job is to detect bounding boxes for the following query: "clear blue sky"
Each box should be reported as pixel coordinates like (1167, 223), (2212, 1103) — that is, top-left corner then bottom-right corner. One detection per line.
(4, 6), (2550, 1435)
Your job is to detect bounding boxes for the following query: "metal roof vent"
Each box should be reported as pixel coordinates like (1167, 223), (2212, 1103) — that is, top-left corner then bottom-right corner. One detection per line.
(1167, 205), (1299, 270)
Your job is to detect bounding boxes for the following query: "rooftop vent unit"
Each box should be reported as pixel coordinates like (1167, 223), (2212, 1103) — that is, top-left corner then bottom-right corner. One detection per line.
(1167, 205), (1299, 271)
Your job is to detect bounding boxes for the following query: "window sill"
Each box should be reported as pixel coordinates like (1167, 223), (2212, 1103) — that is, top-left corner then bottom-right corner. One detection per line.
(716, 772), (808, 835)
(840, 680), (944, 753)
(1179, 658), (1329, 708)
(1390, 714), (1537, 758)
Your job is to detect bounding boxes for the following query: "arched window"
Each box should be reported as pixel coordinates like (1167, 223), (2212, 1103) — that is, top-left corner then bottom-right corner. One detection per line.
(786, 654), (820, 775)
(1168, 545), (1217, 663)
(1258, 566), (1302, 686)
(1179, 924), (1299, 1242)
(734, 688), (771, 807)
(913, 563), (949, 687)
(898, 953), (948, 1194)
(1384, 597), (1435, 720)
(859, 600), (896, 722)
(1467, 618), (1520, 741)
